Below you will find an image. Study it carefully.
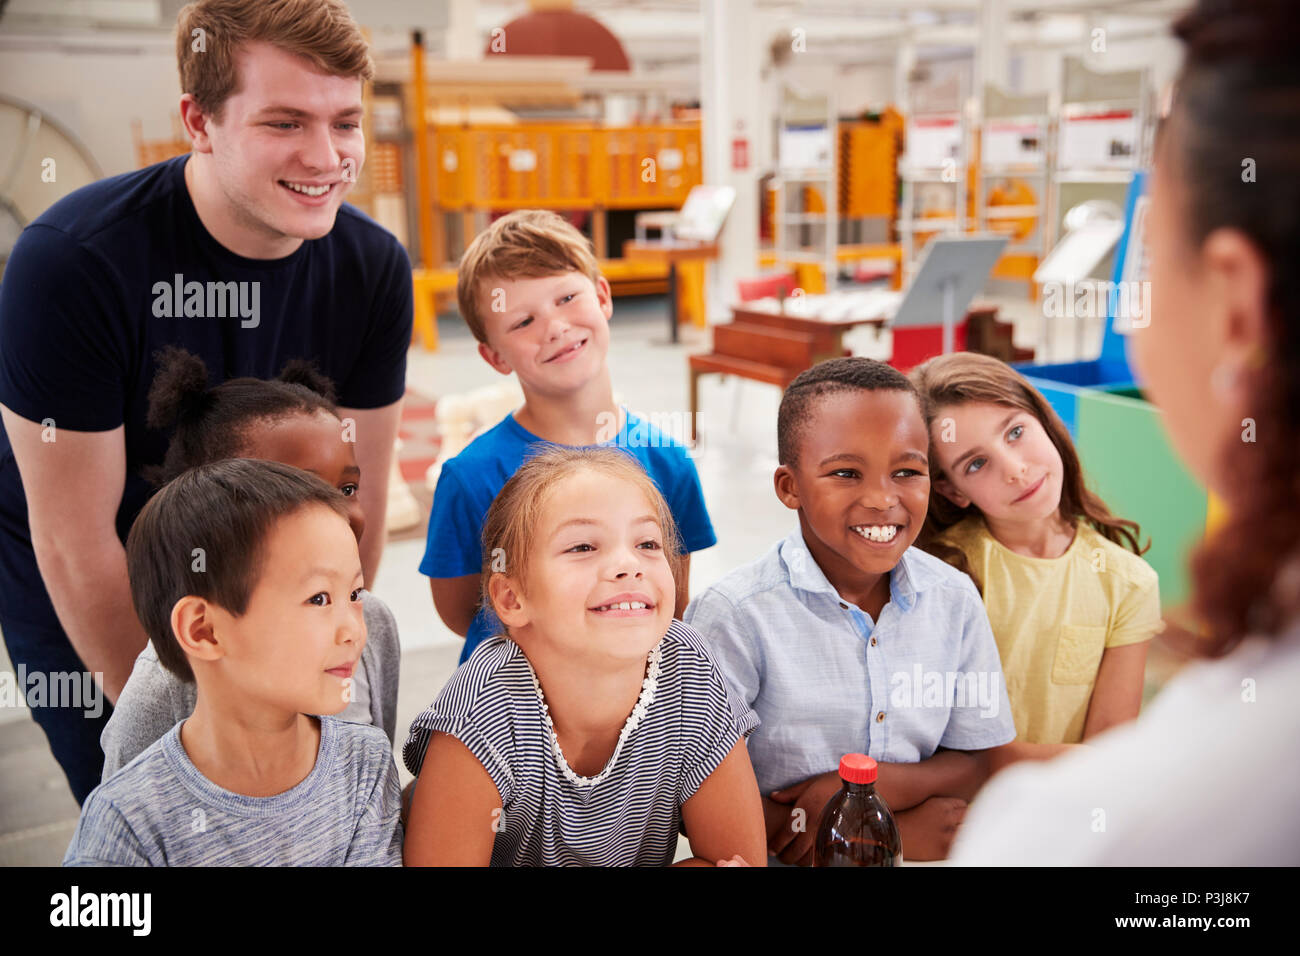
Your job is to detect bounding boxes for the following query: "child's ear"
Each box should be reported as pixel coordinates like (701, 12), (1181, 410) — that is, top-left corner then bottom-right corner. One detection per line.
(171, 596), (223, 665)
(773, 465), (800, 511)
(595, 275), (613, 320)
(488, 574), (529, 630)
(477, 341), (514, 376)
(933, 475), (971, 509)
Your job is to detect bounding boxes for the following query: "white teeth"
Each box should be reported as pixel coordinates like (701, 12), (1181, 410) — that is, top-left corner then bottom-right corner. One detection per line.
(854, 525), (899, 543)
(595, 601), (648, 611)
(284, 182), (330, 196)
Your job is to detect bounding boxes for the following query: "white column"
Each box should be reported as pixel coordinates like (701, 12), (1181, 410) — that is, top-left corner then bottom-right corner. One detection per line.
(976, 0), (1010, 93)
(894, 40), (915, 112)
(445, 0), (478, 59)
(700, 0), (760, 323)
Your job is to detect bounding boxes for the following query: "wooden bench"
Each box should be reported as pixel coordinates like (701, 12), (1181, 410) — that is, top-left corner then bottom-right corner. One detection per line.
(688, 322), (819, 441)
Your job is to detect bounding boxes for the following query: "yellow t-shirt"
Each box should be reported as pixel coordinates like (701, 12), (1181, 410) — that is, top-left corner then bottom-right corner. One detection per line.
(932, 515), (1162, 744)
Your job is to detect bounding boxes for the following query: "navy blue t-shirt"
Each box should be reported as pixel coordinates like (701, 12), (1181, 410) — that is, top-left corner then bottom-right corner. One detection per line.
(0, 154), (412, 631)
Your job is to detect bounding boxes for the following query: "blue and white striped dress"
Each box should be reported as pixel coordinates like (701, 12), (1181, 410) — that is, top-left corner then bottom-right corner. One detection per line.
(403, 619), (759, 866)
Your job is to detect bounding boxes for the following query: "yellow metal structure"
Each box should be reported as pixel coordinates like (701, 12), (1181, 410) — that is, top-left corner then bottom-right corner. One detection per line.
(431, 124), (701, 223)
(131, 119), (190, 168)
(838, 116), (900, 219)
(758, 243), (904, 290)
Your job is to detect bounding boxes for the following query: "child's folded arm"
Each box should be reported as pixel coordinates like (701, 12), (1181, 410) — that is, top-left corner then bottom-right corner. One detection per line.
(403, 730), (501, 867)
(766, 750), (987, 864)
(873, 747), (986, 809)
(978, 740), (1078, 781)
(677, 738), (767, 866)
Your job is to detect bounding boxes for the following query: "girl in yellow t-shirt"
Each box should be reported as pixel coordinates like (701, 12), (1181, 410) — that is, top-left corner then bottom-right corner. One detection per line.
(909, 353), (1162, 764)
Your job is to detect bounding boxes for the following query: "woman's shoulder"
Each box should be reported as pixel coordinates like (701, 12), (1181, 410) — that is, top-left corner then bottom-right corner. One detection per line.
(952, 624), (1300, 864)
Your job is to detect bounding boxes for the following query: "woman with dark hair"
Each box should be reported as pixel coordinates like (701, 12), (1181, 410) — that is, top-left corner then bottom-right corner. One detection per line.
(951, 0), (1300, 864)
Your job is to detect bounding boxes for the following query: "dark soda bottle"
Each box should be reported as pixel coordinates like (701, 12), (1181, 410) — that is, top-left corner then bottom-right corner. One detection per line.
(813, 754), (902, 867)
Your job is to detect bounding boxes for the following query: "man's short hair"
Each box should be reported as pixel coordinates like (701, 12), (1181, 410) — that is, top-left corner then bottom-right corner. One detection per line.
(777, 357), (918, 466)
(176, 0), (374, 122)
(125, 458), (353, 683)
(456, 210), (602, 344)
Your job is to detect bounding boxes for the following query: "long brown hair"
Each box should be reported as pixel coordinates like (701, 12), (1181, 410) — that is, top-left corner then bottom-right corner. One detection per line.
(908, 353), (1147, 591)
(1168, 0), (1300, 653)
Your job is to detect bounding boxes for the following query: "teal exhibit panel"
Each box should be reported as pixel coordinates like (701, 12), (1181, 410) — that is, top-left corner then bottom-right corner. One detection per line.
(1073, 387), (1206, 608)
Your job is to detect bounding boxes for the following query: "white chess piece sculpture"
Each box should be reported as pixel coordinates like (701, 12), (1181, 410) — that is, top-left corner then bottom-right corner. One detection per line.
(422, 380), (527, 494)
(425, 393), (476, 491)
(385, 437), (423, 533)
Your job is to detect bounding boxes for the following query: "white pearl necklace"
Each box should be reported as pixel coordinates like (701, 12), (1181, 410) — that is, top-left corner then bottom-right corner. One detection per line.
(531, 643), (663, 789)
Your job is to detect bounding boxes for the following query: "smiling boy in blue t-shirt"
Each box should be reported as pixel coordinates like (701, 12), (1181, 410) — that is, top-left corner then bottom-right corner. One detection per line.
(422, 210), (716, 663)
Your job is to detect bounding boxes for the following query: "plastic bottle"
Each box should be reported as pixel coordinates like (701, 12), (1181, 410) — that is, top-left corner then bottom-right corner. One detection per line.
(813, 753), (902, 867)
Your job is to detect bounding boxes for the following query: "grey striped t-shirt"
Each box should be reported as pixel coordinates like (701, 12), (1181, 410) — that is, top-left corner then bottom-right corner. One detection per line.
(403, 619), (759, 866)
(64, 716), (403, 866)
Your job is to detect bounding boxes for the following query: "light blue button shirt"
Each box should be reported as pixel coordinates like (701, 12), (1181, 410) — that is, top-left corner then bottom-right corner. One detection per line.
(684, 526), (1015, 796)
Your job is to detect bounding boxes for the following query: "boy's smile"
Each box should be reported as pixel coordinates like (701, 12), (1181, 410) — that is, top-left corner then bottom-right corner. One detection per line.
(544, 336), (590, 364)
(775, 389), (930, 612)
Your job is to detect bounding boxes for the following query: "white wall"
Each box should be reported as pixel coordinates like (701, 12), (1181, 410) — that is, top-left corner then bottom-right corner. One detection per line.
(835, 62), (895, 116)
(0, 31), (182, 177)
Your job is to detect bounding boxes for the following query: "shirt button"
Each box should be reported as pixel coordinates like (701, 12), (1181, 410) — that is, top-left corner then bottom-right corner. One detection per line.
(876, 711), (886, 723)
(839, 602), (848, 609)
(870, 636), (877, 646)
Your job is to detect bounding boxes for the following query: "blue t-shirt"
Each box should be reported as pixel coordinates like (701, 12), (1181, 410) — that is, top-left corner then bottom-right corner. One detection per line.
(420, 410), (717, 662)
(0, 155), (412, 631)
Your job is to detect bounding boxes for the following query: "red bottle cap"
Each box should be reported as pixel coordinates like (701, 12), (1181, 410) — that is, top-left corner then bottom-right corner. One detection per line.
(838, 754), (878, 784)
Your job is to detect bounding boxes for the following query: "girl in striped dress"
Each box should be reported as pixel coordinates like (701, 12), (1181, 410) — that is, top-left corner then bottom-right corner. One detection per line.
(403, 446), (765, 866)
